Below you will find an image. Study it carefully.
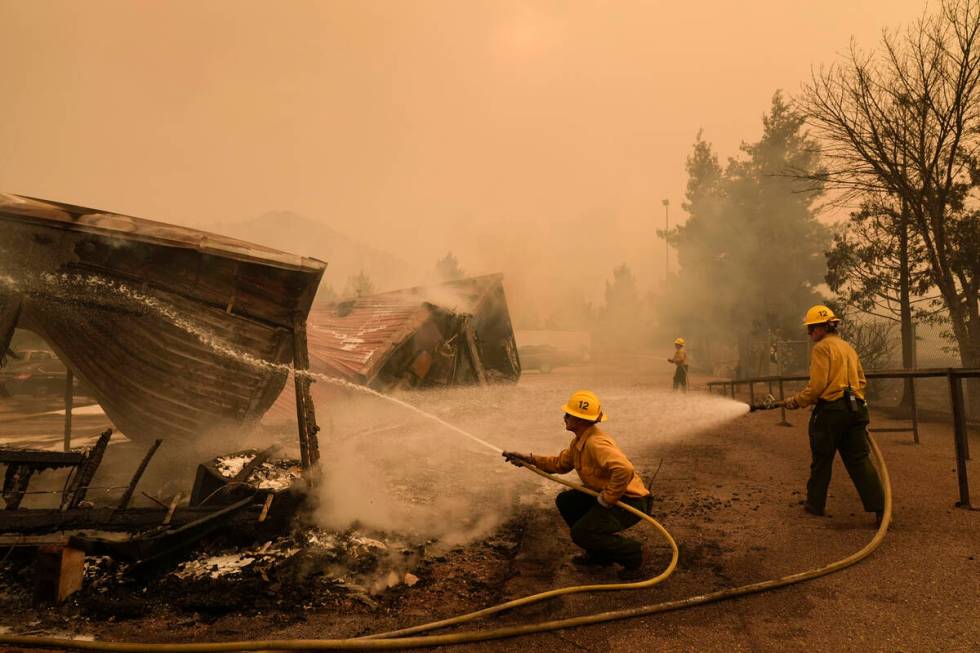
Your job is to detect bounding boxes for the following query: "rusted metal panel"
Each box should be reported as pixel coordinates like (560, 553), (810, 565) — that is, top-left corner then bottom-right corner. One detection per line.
(300, 274), (520, 391)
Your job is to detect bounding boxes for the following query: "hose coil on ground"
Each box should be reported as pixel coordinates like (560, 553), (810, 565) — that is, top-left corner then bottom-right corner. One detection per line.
(0, 436), (891, 651)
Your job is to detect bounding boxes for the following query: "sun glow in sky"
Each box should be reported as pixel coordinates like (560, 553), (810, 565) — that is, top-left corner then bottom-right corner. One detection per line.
(0, 1), (929, 306)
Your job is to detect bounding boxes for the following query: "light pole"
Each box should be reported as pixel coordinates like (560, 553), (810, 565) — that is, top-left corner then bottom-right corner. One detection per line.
(662, 198), (670, 282)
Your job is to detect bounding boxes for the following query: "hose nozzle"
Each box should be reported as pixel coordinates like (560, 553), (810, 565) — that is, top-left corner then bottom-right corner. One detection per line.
(749, 393), (783, 412)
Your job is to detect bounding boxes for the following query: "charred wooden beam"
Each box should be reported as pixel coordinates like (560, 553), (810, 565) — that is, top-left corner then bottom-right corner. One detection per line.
(2, 464), (35, 511)
(115, 439), (163, 511)
(33, 544), (85, 603)
(63, 369), (74, 452)
(0, 505), (265, 533)
(0, 449), (86, 466)
(462, 318), (487, 386)
(60, 429), (112, 510)
(292, 318), (320, 469)
(70, 496), (257, 564)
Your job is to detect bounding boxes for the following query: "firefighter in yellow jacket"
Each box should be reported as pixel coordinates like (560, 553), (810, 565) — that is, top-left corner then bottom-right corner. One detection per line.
(667, 337), (689, 391)
(502, 391), (650, 579)
(785, 305), (884, 525)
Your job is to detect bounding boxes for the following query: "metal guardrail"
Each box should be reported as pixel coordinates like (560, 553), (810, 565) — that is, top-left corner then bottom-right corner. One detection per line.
(707, 368), (980, 509)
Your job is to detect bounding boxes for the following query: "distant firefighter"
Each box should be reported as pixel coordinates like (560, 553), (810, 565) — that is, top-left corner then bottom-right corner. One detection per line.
(502, 391), (651, 579)
(667, 337), (688, 392)
(784, 305), (885, 527)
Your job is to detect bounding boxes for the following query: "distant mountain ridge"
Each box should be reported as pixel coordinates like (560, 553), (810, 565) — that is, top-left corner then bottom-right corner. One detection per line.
(207, 211), (421, 300)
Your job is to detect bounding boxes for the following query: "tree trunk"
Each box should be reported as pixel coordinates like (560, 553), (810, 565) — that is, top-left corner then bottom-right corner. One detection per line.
(961, 310), (980, 421)
(736, 333), (751, 380)
(898, 207), (917, 409)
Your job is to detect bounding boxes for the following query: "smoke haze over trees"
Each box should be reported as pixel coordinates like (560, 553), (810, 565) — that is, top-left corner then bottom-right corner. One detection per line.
(434, 252), (465, 282)
(662, 93), (828, 374)
(343, 270), (376, 299)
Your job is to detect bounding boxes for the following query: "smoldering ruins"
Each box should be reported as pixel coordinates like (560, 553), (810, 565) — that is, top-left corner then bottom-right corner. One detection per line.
(0, 193), (526, 613)
(2, 2), (980, 650)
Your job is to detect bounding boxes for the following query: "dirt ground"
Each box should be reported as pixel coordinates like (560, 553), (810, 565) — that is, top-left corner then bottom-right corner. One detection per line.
(1, 355), (978, 652)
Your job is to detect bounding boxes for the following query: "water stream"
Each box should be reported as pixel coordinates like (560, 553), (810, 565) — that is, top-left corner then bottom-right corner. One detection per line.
(3, 272), (505, 455)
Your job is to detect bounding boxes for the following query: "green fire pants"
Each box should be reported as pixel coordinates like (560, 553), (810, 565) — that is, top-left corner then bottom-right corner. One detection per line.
(555, 489), (648, 567)
(806, 399), (885, 513)
(673, 364), (688, 391)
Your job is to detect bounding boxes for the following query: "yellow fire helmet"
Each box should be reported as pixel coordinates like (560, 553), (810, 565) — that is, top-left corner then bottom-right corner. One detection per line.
(803, 304), (841, 326)
(562, 390), (608, 422)
(674, 337), (685, 346)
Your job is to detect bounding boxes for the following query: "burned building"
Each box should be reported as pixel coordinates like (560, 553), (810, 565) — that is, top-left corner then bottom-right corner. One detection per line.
(0, 193), (326, 446)
(304, 275), (521, 390)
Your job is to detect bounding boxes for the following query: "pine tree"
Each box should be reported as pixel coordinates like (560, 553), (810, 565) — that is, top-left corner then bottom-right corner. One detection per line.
(343, 270), (376, 298)
(663, 94), (829, 374)
(435, 252), (465, 282)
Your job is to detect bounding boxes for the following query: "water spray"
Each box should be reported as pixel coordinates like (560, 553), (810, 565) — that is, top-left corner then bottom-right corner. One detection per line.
(1, 271), (503, 454)
(0, 272), (895, 651)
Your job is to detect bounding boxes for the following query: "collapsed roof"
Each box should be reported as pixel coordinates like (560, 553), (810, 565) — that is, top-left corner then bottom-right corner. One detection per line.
(0, 193), (326, 443)
(310, 274), (520, 389)
(268, 275), (521, 416)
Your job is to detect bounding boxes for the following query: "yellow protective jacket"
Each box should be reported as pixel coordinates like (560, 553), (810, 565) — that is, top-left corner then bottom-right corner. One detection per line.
(530, 426), (650, 506)
(791, 333), (866, 408)
(670, 347), (688, 366)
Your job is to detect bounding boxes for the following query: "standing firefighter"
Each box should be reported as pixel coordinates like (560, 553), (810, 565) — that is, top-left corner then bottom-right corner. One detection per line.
(785, 305), (885, 526)
(502, 390), (651, 580)
(667, 337), (688, 391)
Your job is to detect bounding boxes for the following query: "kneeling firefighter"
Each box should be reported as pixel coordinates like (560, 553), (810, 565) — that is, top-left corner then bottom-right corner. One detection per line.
(785, 305), (885, 526)
(503, 390), (651, 579)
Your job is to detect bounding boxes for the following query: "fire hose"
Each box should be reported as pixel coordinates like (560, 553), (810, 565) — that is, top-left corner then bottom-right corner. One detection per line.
(0, 424), (892, 651)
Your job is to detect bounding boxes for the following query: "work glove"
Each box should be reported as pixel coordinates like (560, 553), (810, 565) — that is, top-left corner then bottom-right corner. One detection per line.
(502, 451), (532, 467)
(785, 397), (800, 410)
(597, 494), (614, 509)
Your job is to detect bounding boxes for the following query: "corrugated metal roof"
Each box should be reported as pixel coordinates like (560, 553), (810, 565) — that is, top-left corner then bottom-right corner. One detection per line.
(307, 300), (429, 385)
(305, 274), (506, 385)
(264, 274), (520, 424)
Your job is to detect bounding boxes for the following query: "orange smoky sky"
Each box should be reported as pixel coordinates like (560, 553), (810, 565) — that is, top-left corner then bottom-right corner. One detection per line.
(0, 0), (928, 308)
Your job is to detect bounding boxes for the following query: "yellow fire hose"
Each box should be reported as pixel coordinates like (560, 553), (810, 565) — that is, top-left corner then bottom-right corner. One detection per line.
(0, 435), (891, 651)
(360, 461), (680, 640)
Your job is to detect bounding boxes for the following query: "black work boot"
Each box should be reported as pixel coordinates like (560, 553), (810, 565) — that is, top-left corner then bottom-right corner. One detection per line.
(616, 544), (649, 581)
(571, 553), (612, 567)
(803, 502), (825, 516)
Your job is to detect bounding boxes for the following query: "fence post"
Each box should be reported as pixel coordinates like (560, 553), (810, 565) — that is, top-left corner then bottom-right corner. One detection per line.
(730, 382), (736, 399)
(777, 378), (791, 427)
(63, 369), (73, 452)
(749, 381), (755, 406)
(947, 369), (972, 508)
(909, 375), (919, 445)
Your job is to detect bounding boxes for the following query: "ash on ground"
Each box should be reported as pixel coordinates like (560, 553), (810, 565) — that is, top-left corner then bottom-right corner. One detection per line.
(0, 518), (523, 627)
(213, 452), (302, 492)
